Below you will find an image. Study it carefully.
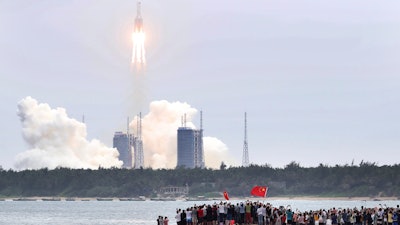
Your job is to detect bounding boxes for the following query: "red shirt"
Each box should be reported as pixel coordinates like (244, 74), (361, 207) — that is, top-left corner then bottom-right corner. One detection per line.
(198, 209), (204, 218)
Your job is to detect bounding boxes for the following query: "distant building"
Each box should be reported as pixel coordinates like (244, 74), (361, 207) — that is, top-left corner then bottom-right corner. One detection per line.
(113, 132), (132, 168)
(177, 127), (204, 168)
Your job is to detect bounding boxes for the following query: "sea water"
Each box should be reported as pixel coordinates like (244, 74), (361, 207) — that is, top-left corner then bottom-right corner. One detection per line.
(0, 199), (398, 225)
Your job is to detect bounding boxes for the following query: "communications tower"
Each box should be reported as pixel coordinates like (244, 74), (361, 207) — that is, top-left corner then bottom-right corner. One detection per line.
(242, 112), (249, 167)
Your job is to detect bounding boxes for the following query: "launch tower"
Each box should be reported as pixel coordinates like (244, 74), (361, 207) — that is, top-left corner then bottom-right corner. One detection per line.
(133, 113), (144, 169)
(194, 111), (205, 168)
(242, 112), (249, 167)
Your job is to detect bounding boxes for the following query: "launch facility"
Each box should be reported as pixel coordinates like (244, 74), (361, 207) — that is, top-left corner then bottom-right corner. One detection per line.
(114, 2), (249, 169)
(113, 112), (206, 169)
(113, 111), (249, 169)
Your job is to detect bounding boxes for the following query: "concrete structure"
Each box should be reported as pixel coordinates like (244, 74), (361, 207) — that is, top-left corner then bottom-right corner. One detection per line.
(112, 114), (144, 169)
(113, 132), (132, 168)
(177, 113), (204, 168)
(159, 185), (189, 196)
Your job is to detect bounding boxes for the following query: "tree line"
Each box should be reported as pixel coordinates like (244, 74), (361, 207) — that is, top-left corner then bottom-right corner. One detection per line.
(0, 161), (398, 198)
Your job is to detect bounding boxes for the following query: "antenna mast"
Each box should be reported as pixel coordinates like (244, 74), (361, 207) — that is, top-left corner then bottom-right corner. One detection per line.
(242, 112), (249, 167)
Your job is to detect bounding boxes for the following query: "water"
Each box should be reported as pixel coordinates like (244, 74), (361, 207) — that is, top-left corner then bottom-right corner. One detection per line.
(0, 199), (398, 225)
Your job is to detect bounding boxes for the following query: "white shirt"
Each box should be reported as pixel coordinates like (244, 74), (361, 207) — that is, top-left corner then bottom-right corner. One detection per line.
(175, 213), (181, 222)
(257, 207), (263, 216)
(186, 210), (192, 219)
(218, 205), (225, 214)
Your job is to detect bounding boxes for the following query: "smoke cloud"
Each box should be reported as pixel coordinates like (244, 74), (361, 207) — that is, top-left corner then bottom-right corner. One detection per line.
(15, 96), (123, 170)
(131, 100), (234, 169)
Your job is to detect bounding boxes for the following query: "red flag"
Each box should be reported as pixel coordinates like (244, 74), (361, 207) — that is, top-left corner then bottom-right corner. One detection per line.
(250, 186), (268, 197)
(223, 191), (229, 200)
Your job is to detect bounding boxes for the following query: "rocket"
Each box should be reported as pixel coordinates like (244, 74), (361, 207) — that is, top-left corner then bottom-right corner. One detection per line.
(131, 1), (146, 66)
(134, 2), (143, 32)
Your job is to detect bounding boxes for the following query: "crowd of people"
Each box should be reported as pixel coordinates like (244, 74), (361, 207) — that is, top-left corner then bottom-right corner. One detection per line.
(157, 215), (169, 225)
(171, 201), (399, 225)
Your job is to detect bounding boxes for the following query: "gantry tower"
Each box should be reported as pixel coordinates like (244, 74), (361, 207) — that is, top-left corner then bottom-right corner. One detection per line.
(133, 113), (144, 169)
(242, 112), (249, 167)
(194, 110), (205, 168)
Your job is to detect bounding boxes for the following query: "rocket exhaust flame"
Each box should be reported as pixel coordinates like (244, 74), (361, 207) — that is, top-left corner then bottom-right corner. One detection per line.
(131, 2), (146, 68)
(132, 32), (145, 64)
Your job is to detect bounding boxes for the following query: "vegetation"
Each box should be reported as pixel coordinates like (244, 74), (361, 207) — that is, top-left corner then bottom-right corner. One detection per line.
(0, 162), (399, 198)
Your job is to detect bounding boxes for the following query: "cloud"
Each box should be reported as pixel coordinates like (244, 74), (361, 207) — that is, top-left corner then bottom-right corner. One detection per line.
(15, 96), (122, 170)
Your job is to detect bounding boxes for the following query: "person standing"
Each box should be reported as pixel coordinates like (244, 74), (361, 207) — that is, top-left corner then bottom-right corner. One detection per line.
(377, 209), (384, 225)
(388, 210), (393, 225)
(298, 213), (305, 225)
(186, 208), (192, 225)
(240, 203), (245, 225)
(286, 209), (294, 225)
(207, 204), (213, 225)
(176, 209), (181, 225)
(226, 204), (234, 225)
(192, 207), (198, 225)
(392, 210), (398, 225)
(332, 212), (338, 225)
(157, 216), (163, 225)
(181, 210), (187, 225)
(164, 217), (169, 225)
(218, 202), (226, 225)
(245, 202), (252, 224)
(275, 211), (282, 225)
(257, 204), (264, 225)
(198, 206), (204, 225)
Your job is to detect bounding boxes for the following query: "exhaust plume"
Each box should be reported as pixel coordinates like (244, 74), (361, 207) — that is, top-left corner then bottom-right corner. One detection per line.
(15, 96), (123, 170)
(131, 100), (234, 169)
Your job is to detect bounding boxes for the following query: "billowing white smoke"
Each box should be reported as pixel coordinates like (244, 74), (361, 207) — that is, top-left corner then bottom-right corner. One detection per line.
(15, 96), (123, 170)
(203, 137), (230, 169)
(130, 100), (234, 169)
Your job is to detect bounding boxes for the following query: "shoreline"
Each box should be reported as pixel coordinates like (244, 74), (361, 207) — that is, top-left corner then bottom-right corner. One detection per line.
(244, 196), (399, 201)
(0, 196), (398, 201)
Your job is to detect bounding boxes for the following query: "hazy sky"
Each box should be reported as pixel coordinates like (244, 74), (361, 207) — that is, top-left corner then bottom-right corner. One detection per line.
(1, 0), (399, 169)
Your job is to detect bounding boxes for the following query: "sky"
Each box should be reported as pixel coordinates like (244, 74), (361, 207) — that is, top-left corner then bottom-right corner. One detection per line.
(0, 0), (399, 170)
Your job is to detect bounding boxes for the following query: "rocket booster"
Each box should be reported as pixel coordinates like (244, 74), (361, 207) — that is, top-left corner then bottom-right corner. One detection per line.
(131, 1), (145, 65)
(134, 2), (143, 32)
